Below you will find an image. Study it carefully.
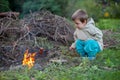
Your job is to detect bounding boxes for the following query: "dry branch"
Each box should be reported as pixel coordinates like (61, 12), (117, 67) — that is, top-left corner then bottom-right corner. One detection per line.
(0, 12), (19, 19)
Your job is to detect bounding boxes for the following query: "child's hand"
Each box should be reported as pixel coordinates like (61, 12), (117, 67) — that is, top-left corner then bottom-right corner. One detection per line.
(69, 46), (74, 50)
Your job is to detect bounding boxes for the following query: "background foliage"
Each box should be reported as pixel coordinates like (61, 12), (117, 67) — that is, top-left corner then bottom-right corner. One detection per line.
(65, 0), (120, 20)
(0, 0), (10, 12)
(0, 0), (120, 19)
(22, 0), (67, 16)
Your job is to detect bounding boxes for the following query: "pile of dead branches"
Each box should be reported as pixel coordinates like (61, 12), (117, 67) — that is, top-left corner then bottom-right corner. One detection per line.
(23, 10), (74, 44)
(0, 10), (74, 68)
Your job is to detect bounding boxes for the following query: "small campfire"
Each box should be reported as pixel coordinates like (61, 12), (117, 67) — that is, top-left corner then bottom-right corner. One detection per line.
(22, 49), (36, 69)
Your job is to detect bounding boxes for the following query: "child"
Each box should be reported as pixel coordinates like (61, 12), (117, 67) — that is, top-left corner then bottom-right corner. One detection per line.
(69, 9), (103, 60)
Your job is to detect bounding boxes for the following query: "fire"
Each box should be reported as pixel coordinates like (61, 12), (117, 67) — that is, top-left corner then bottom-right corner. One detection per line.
(22, 49), (36, 69)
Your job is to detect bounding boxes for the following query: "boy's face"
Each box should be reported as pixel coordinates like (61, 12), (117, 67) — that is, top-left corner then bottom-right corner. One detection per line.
(74, 19), (86, 29)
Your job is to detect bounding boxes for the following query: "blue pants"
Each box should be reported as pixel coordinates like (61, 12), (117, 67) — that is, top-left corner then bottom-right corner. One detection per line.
(75, 39), (101, 57)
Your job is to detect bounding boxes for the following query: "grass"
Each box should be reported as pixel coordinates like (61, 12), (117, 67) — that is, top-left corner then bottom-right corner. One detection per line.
(96, 19), (120, 31)
(0, 48), (120, 80)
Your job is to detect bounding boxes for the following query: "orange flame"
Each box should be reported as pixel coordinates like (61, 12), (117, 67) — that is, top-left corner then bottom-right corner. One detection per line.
(22, 49), (36, 69)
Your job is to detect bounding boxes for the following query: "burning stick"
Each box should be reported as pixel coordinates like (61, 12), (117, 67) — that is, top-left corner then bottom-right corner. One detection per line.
(22, 49), (36, 69)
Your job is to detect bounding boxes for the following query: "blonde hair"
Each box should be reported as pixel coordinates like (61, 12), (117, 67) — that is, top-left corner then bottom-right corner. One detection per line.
(71, 9), (88, 23)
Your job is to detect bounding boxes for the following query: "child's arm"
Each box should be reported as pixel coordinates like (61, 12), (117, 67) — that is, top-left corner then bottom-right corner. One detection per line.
(69, 30), (77, 50)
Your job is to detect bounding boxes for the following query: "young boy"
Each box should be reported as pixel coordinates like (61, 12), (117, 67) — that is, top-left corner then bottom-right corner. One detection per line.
(69, 9), (103, 60)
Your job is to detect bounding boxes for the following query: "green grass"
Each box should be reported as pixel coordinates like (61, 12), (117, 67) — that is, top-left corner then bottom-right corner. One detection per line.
(0, 49), (120, 80)
(96, 19), (120, 31)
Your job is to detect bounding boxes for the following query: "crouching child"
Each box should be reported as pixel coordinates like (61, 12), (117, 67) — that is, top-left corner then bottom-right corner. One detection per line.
(69, 9), (103, 60)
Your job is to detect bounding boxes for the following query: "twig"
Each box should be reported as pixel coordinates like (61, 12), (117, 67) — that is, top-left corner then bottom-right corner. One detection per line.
(12, 24), (30, 54)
